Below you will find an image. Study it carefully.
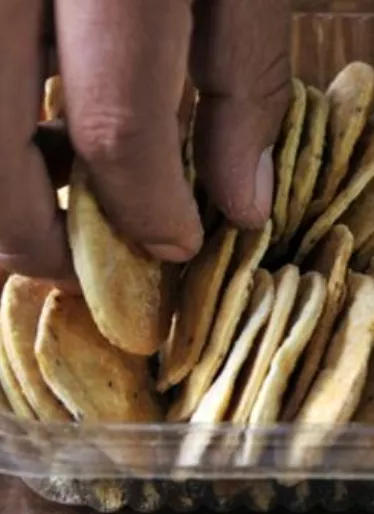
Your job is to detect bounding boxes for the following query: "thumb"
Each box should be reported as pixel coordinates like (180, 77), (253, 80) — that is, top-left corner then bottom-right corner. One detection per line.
(190, 0), (291, 229)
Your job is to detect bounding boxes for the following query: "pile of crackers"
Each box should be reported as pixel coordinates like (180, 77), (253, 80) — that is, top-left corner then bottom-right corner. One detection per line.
(1, 62), (374, 476)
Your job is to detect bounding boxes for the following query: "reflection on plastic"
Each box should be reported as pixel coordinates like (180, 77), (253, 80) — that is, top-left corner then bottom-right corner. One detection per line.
(1, 411), (374, 481)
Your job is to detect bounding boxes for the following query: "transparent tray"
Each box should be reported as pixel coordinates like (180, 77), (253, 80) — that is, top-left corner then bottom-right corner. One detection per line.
(4, 412), (374, 511)
(6, 1), (374, 512)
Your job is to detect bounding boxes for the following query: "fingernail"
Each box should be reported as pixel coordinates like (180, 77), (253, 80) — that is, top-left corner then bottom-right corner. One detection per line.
(249, 146), (274, 227)
(145, 243), (200, 263)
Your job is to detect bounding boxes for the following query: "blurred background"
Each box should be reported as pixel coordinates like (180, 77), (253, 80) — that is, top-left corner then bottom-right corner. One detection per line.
(292, 0), (374, 88)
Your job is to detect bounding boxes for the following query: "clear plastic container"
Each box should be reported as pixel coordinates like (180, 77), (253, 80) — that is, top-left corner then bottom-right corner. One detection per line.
(5, 2), (374, 512)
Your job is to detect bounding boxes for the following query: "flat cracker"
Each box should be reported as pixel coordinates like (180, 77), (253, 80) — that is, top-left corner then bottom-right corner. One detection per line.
(68, 163), (173, 356)
(230, 265), (300, 424)
(285, 272), (374, 470)
(306, 62), (374, 221)
(0, 326), (36, 420)
(353, 351), (374, 424)
(35, 290), (161, 423)
(351, 232), (374, 271)
(176, 270), (274, 469)
(294, 133), (374, 265)
(367, 258), (374, 276)
(167, 221), (272, 421)
(283, 86), (330, 244)
(238, 272), (326, 466)
(182, 87), (197, 188)
(282, 225), (354, 421)
(272, 78), (307, 242)
(44, 75), (64, 120)
(0, 384), (10, 412)
(334, 352), (374, 471)
(1, 275), (70, 422)
(57, 186), (69, 210)
(339, 179), (374, 251)
(157, 224), (238, 392)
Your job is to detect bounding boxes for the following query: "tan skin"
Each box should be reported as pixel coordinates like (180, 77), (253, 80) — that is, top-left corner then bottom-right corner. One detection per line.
(0, 0), (291, 281)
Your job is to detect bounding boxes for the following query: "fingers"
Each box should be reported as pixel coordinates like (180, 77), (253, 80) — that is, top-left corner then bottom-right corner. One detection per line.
(0, 0), (73, 279)
(55, 0), (203, 263)
(190, 0), (292, 229)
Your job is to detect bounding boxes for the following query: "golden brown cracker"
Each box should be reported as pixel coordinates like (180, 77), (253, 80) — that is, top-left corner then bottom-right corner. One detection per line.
(177, 270), (274, 469)
(272, 78), (307, 242)
(344, 352), (374, 472)
(353, 351), (374, 424)
(351, 233), (374, 272)
(283, 86), (330, 244)
(238, 272), (326, 466)
(43, 75), (63, 120)
(339, 179), (374, 252)
(282, 225), (354, 421)
(306, 62), (374, 221)
(294, 133), (374, 265)
(0, 384), (10, 412)
(321, 362), (374, 474)
(57, 186), (69, 211)
(0, 326), (36, 420)
(182, 87), (198, 188)
(44, 75), (64, 120)
(35, 290), (161, 423)
(167, 221), (272, 421)
(1, 276), (70, 422)
(179, 78), (197, 145)
(68, 164), (173, 357)
(196, 270), (274, 419)
(157, 224), (238, 392)
(285, 272), (374, 470)
(367, 258), (374, 276)
(231, 265), (300, 424)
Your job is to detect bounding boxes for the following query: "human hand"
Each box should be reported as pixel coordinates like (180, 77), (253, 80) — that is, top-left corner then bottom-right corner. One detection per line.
(0, 0), (291, 280)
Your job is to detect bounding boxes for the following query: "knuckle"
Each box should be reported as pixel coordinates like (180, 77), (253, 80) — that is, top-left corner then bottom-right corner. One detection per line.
(73, 112), (137, 163)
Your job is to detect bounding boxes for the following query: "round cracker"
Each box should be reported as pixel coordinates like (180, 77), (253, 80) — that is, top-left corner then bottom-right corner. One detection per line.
(306, 62), (374, 221)
(351, 232), (374, 272)
(238, 272), (326, 466)
(282, 225), (354, 421)
(272, 78), (307, 243)
(35, 289), (161, 423)
(167, 221), (272, 421)
(57, 186), (69, 210)
(0, 384), (11, 412)
(0, 326), (36, 420)
(1, 275), (70, 422)
(284, 272), (374, 470)
(44, 75), (64, 121)
(339, 178), (374, 252)
(176, 269), (274, 470)
(157, 224), (238, 392)
(294, 132), (374, 265)
(230, 264), (300, 424)
(68, 163), (173, 356)
(283, 86), (330, 245)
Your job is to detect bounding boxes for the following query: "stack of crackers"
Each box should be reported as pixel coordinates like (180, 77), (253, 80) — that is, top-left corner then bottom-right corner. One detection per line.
(1, 62), (374, 479)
